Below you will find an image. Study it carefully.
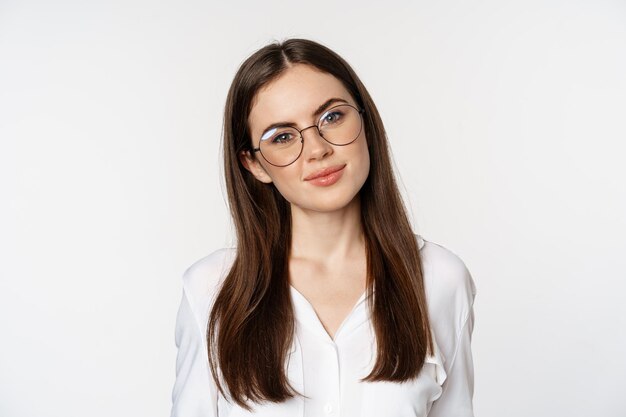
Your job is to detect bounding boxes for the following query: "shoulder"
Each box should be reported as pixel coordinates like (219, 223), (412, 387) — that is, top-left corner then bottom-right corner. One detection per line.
(180, 247), (237, 326)
(417, 234), (477, 335)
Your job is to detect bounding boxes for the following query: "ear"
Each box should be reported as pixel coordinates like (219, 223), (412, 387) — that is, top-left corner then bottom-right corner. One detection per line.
(239, 149), (273, 184)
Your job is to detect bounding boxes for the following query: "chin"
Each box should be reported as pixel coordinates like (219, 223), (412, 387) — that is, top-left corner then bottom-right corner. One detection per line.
(296, 191), (360, 213)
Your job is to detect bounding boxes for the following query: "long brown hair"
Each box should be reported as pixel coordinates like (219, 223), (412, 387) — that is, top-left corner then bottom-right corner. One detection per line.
(209, 37), (433, 411)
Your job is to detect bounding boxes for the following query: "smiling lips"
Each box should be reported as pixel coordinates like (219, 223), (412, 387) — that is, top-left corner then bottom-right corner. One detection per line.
(304, 164), (346, 186)
(304, 164), (347, 181)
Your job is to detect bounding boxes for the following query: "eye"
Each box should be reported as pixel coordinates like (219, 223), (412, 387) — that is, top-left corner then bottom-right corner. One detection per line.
(272, 132), (294, 144)
(324, 111), (342, 123)
(261, 127), (297, 145)
(320, 109), (345, 127)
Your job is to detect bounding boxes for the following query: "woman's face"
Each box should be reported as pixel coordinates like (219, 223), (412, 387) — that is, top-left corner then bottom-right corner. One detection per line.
(240, 63), (370, 213)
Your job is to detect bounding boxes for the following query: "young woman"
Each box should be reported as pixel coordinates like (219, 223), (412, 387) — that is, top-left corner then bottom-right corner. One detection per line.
(170, 38), (477, 417)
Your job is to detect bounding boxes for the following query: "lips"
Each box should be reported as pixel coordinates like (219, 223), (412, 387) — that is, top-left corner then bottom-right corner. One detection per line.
(304, 164), (346, 181)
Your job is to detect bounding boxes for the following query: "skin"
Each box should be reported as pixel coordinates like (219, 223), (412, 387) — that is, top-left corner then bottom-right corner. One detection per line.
(239, 63), (371, 339)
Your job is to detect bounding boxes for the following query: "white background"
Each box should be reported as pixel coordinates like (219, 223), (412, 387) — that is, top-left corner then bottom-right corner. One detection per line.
(1, 0), (625, 416)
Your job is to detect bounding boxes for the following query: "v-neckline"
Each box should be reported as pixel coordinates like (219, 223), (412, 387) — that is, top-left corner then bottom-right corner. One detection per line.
(289, 285), (368, 343)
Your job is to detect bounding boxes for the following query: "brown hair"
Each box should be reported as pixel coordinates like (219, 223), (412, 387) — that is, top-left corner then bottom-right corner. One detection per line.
(208, 37), (433, 411)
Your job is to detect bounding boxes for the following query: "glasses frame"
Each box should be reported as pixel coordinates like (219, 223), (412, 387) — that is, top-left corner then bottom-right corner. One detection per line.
(251, 103), (365, 167)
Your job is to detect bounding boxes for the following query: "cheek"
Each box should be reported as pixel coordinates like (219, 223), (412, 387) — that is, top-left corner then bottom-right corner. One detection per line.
(265, 168), (301, 203)
(356, 138), (371, 180)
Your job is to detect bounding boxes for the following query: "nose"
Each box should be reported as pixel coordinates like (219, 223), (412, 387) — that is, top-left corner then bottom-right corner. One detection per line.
(300, 125), (333, 161)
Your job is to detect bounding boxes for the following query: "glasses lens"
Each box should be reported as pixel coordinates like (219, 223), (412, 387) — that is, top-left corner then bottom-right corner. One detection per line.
(318, 104), (363, 145)
(259, 126), (302, 166)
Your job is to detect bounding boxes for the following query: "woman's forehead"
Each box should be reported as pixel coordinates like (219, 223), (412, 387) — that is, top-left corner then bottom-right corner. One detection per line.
(249, 65), (351, 132)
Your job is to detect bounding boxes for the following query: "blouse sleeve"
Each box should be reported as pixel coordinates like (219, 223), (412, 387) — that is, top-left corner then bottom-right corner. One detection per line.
(170, 286), (219, 417)
(427, 291), (476, 417)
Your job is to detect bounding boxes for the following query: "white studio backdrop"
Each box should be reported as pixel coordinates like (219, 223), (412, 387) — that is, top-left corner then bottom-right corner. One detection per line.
(1, 0), (625, 416)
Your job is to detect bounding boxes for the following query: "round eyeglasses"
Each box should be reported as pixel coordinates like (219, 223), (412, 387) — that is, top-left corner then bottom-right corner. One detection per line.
(251, 103), (365, 167)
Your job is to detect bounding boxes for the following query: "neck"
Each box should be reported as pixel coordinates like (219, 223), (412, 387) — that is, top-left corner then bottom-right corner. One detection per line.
(289, 195), (365, 265)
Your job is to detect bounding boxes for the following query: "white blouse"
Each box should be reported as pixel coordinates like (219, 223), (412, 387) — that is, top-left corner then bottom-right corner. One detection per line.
(170, 234), (477, 417)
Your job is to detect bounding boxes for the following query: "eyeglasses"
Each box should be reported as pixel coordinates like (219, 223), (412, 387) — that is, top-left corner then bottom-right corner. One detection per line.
(251, 103), (365, 167)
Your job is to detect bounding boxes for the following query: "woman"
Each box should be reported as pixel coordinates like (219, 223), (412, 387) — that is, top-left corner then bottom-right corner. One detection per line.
(170, 38), (477, 417)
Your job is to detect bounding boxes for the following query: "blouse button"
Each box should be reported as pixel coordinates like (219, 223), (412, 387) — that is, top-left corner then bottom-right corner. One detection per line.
(324, 403), (333, 414)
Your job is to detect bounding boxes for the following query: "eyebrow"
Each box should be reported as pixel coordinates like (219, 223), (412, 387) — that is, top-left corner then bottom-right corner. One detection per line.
(259, 97), (350, 138)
